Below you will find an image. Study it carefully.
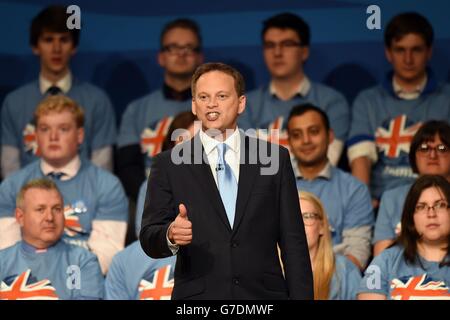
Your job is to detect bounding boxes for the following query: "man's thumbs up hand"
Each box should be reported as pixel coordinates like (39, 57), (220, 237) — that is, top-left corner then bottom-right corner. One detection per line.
(168, 204), (192, 246)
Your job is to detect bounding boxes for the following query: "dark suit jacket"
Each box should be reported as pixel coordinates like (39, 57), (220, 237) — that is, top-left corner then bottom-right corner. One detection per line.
(140, 132), (313, 300)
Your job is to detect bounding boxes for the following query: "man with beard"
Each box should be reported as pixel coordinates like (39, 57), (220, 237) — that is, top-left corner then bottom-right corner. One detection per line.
(288, 103), (374, 270)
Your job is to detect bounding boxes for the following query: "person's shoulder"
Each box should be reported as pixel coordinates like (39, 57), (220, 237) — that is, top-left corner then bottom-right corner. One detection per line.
(245, 85), (269, 103)
(62, 241), (99, 261)
(72, 79), (108, 96)
(335, 254), (360, 272)
(331, 166), (366, 188)
(0, 242), (20, 257)
(310, 81), (346, 99)
(353, 84), (387, 102)
(2, 162), (41, 187)
(376, 244), (404, 263)
(114, 241), (145, 263)
(428, 82), (450, 98)
(126, 89), (164, 110)
(82, 160), (123, 185)
(382, 183), (412, 199)
(3, 81), (38, 102)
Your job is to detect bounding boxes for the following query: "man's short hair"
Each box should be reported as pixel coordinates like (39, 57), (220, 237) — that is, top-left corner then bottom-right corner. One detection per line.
(30, 5), (80, 47)
(16, 178), (62, 209)
(287, 103), (330, 132)
(159, 18), (202, 50)
(34, 95), (85, 128)
(384, 12), (434, 48)
(262, 12), (310, 46)
(191, 62), (245, 98)
(409, 120), (450, 174)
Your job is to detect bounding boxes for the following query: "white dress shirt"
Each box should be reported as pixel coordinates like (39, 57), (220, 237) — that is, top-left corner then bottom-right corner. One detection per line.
(40, 155), (81, 181)
(199, 127), (241, 185)
(167, 127), (242, 254)
(39, 71), (72, 94)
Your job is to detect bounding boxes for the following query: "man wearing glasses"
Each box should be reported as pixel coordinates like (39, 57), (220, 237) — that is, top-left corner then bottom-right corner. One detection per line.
(116, 19), (204, 205)
(245, 12), (350, 166)
(373, 120), (450, 256)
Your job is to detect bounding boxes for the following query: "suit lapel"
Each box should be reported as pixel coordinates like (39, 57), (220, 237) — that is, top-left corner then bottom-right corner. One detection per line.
(188, 134), (232, 232)
(233, 133), (259, 233)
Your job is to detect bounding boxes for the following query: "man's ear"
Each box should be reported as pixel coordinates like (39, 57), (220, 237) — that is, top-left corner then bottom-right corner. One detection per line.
(158, 51), (166, 68)
(328, 128), (335, 144)
(32, 45), (40, 56)
(385, 46), (393, 64)
(16, 207), (25, 227)
(237, 95), (246, 115)
(77, 127), (84, 145)
(191, 99), (197, 116)
(301, 46), (310, 63)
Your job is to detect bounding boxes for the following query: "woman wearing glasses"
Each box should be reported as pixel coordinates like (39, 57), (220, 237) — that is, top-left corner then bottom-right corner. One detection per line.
(358, 175), (450, 299)
(374, 120), (450, 256)
(299, 191), (361, 300)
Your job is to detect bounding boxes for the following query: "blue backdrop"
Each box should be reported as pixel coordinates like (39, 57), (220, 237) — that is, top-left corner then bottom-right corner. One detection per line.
(1, 0), (449, 124)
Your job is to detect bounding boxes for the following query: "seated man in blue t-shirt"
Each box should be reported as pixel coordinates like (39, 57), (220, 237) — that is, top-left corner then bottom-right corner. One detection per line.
(1, 5), (116, 178)
(245, 12), (350, 165)
(373, 120), (450, 256)
(0, 96), (128, 274)
(0, 178), (104, 300)
(347, 12), (450, 204)
(288, 103), (374, 270)
(116, 18), (203, 202)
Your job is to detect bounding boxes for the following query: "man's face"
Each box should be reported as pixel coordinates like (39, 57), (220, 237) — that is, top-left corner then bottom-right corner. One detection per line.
(16, 188), (64, 249)
(288, 110), (333, 167)
(263, 27), (309, 80)
(192, 71), (245, 135)
(415, 134), (450, 179)
(36, 111), (84, 167)
(32, 31), (76, 76)
(158, 27), (203, 78)
(385, 33), (432, 84)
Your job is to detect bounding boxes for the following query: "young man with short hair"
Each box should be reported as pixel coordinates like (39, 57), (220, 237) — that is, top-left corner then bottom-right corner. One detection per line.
(1, 5), (117, 178)
(246, 12), (350, 165)
(0, 96), (128, 274)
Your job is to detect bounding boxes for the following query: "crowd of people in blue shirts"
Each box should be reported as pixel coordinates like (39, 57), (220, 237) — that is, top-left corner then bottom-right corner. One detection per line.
(0, 5), (449, 300)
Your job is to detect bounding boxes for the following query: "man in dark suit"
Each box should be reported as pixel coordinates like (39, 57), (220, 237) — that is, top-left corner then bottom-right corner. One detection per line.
(140, 62), (313, 300)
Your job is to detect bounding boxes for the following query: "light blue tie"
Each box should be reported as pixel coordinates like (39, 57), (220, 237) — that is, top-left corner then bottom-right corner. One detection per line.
(216, 143), (238, 228)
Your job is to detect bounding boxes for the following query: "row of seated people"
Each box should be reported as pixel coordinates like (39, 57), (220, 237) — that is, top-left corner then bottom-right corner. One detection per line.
(0, 96), (448, 299)
(2, 6), (450, 210)
(1, 142), (448, 299)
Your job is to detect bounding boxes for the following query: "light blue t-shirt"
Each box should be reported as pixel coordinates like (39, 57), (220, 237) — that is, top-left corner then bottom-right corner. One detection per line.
(347, 70), (450, 199)
(245, 81), (349, 149)
(105, 241), (175, 300)
(358, 245), (450, 299)
(373, 183), (412, 244)
(296, 165), (374, 246)
(1, 78), (117, 167)
(0, 160), (128, 249)
(329, 254), (362, 300)
(0, 240), (104, 300)
(117, 89), (191, 173)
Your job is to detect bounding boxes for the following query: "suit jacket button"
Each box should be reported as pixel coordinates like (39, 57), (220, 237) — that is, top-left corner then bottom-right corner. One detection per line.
(233, 278), (240, 285)
(231, 242), (238, 248)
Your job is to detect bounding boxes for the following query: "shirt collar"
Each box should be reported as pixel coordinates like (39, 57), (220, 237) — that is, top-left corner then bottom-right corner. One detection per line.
(21, 240), (49, 254)
(39, 71), (72, 95)
(162, 82), (192, 101)
(392, 75), (427, 100)
(40, 155), (81, 181)
(269, 75), (311, 99)
(199, 127), (241, 156)
(293, 158), (332, 180)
